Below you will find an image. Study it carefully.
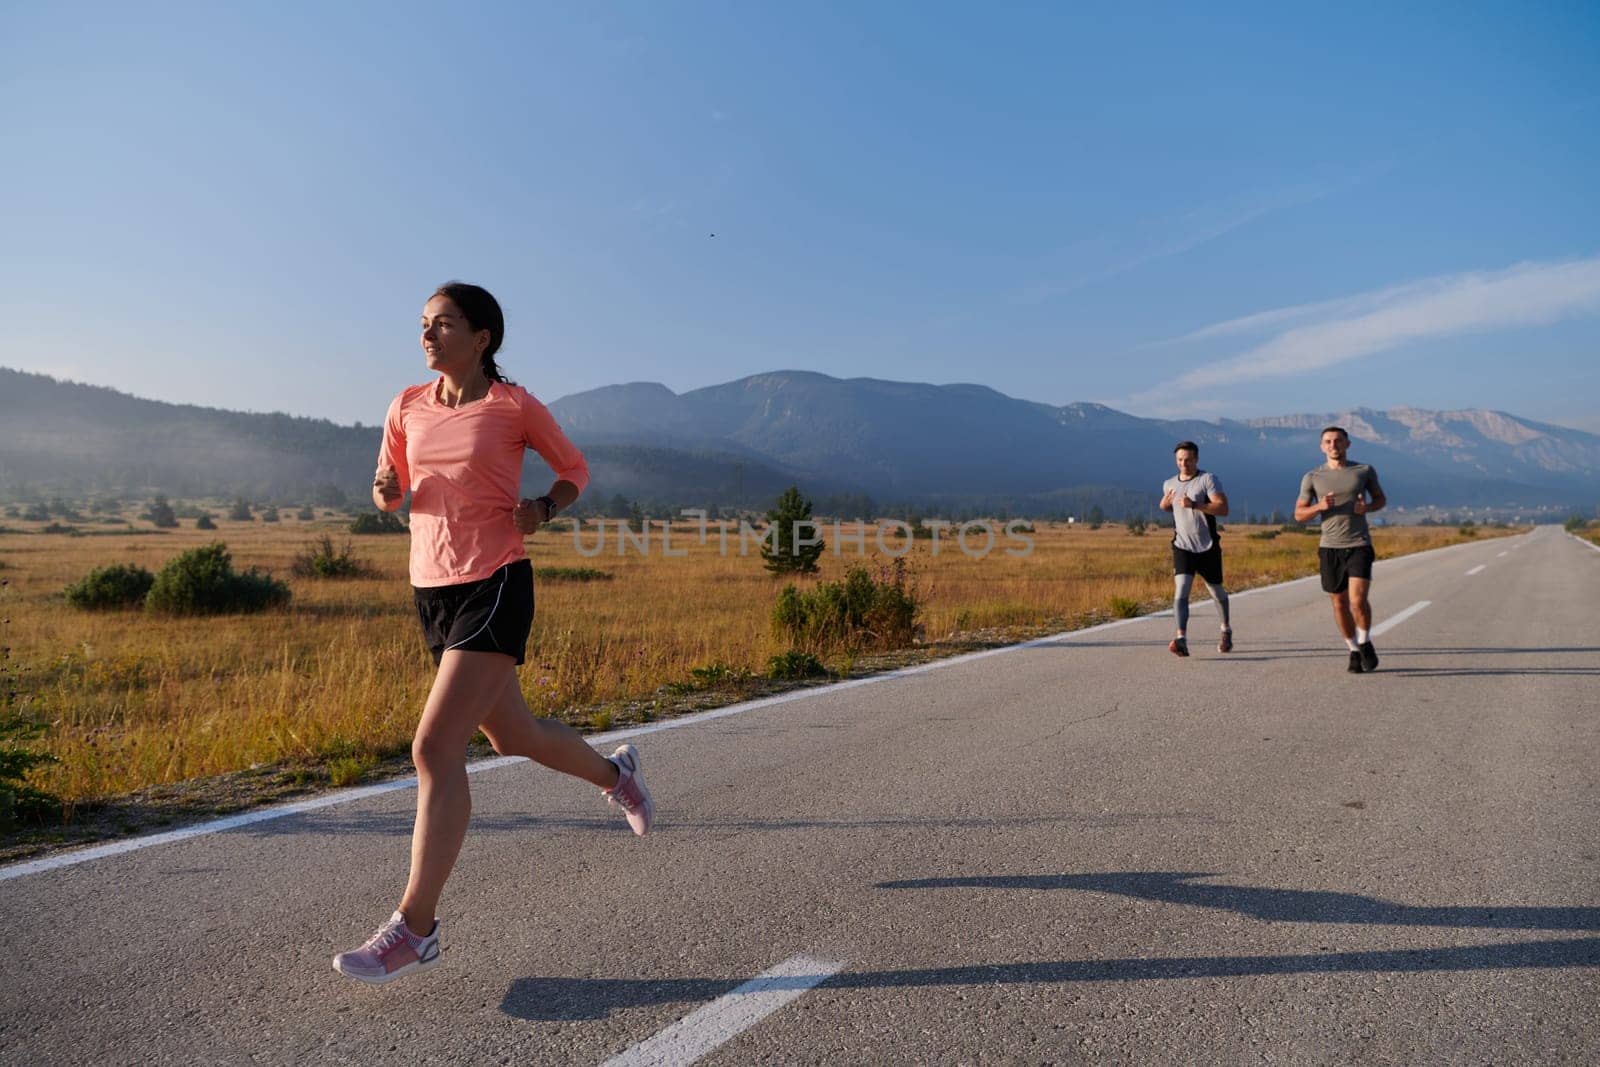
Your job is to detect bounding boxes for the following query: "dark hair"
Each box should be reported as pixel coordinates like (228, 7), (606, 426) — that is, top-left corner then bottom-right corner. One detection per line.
(1174, 440), (1199, 457)
(432, 281), (512, 384)
(1321, 425), (1348, 440)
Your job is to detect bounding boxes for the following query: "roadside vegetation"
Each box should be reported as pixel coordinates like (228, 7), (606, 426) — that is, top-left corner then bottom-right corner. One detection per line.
(1564, 514), (1600, 548)
(0, 504), (1518, 831)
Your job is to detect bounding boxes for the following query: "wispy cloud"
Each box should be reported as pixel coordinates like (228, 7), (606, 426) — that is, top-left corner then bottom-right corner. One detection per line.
(1139, 256), (1600, 400)
(1013, 183), (1332, 305)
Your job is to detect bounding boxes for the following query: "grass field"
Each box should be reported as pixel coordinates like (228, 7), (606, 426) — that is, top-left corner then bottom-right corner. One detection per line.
(1, 512), (1513, 812)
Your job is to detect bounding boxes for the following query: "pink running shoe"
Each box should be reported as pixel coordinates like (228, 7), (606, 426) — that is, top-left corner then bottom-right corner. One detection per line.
(333, 911), (441, 985)
(603, 744), (654, 836)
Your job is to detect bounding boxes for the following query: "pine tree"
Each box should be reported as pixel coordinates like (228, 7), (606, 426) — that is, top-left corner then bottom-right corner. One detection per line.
(761, 486), (824, 575)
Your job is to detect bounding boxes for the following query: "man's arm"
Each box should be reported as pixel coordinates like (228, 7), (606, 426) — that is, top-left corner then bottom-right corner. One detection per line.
(1190, 490), (1228, 517)
(1293, 497), (1330, 522)
(1292, 472), (1327, 522)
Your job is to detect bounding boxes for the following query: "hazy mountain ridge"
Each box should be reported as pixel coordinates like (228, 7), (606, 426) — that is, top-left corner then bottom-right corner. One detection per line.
(547, 372), (1600, 512)
(3, 366), (1595, 515)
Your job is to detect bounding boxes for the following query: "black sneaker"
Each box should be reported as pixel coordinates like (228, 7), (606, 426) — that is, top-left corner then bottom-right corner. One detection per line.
(1347, 650), (1365, 673)
(1359, 641), (1379, 672)
(1168, 637), (1189, 658)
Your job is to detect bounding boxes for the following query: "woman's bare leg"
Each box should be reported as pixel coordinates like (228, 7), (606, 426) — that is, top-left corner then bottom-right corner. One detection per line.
(396, 649), (516, 935)
(479, 681), (619, 789)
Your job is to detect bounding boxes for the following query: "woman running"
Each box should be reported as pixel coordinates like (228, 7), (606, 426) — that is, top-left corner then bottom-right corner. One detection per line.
(334, 281), (653, 985)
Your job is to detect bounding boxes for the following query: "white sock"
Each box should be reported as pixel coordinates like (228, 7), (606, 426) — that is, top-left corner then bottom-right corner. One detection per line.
(1356, 628), (1370, 644)
(1345, 637), (1360, 652)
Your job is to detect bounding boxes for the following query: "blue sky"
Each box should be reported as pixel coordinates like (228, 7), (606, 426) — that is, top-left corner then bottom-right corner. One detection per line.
(5, 2), (1598, 431)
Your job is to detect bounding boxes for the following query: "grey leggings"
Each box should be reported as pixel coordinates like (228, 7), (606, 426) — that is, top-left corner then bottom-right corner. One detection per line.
(1174, 573), (1230, 632)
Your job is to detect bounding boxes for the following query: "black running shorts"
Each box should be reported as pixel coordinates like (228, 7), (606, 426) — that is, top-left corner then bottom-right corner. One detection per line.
(1319, 545), (1375, 594)
(1172, 543), (1224, 585)
(414, 559), (534, 666)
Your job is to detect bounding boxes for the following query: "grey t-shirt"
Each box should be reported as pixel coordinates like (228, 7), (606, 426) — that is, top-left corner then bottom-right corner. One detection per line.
(1299, 463), (1384, 548)
(1164, 470), (1223, 553)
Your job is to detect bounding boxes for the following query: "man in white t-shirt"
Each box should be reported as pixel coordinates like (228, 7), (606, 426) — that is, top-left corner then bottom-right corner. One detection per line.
(1158, 440), (1233, 657)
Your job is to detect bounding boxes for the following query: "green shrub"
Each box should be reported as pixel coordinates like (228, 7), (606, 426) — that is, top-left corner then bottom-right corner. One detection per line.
(195, 514), (217, 530)
(145, 542), (291, 614)
(766, 649), (827, 680)
(349, 511), (407, 534)
(296, 505), (316, 521)
(291, 535), (370, 579)
(1125, 516), (1148, 536)
(64, 563), (156, 609)
(533, 566), (612, 582)
(1563, 514), (1585, 533)
(1248, 530), (1280, 540)
(142, 496), (179, 527)
(1108, 595), (1142, 618)
(327, 755), (376, 788)
(689, 661), (754, 688)
(261, 506), (280, 523)
(772, 559), (920, 652)
(0, 712), (61, 831)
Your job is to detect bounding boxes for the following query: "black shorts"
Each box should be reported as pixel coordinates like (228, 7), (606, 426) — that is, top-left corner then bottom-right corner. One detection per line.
(1319, 545), (1376, 594)
(1172, 543), (1224, 586)
(414, 559), (534, 666)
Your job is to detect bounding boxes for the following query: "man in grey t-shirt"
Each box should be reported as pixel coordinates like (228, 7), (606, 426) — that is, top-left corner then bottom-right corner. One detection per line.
(1159, 440), (1232, 657)
(1294, 425), (1387, 673)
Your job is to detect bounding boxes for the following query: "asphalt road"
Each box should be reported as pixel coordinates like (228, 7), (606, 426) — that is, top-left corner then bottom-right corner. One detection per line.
(4, 527), (1597, 1065)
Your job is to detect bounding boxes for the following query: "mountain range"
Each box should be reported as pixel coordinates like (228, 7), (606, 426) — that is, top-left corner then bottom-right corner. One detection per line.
(3, 366), (1596, 518)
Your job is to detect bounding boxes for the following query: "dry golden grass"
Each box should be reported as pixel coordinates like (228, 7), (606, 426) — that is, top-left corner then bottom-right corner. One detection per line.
(0, 513), (1509, 806)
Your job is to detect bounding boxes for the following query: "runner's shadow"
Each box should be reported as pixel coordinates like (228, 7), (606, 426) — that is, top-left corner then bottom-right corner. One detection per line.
(239, 809), (1198, 838)
(1377, 667), (1600, 678)
(874, 872), (1600, 931)
(1397, 647), (1600, 655)
(500, 938), (1600, 1021)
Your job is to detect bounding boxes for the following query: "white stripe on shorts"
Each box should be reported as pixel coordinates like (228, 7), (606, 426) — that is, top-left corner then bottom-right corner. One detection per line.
(443, 563), (511, 653)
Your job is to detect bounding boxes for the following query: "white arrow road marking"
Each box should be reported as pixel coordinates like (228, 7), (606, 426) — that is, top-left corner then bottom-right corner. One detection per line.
(1371, 600), (1430, 638)
(602, 955), (845, 1067)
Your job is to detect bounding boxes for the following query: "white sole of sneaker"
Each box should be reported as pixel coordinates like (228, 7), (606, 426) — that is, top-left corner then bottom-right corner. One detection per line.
(333, 951), (441, 985)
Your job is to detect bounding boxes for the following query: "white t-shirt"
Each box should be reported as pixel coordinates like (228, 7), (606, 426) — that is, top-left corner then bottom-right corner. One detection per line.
(1163, 470), (1223, 553)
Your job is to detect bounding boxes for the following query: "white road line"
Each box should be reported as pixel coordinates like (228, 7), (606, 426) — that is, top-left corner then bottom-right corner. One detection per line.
(1466, 564), (1487, 575)
(1497, 551), (1508, 557)
(602, 955), (844, 1067)
(1371, 600), (1430, 638)
(1571, 533), (1600, 554)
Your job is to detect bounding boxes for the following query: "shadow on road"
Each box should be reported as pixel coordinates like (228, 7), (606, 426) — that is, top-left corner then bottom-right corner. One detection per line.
(236, 809), (1206, 839)
(500, 937), (1600, 1021)
(875, 871), (1600, 931)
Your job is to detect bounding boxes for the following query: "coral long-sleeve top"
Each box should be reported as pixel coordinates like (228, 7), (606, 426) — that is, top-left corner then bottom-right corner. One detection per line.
(377, 379), (588, 587)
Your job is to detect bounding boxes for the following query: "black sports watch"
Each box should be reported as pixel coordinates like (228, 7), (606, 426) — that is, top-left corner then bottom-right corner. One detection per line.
(536, 495), (559, 521)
